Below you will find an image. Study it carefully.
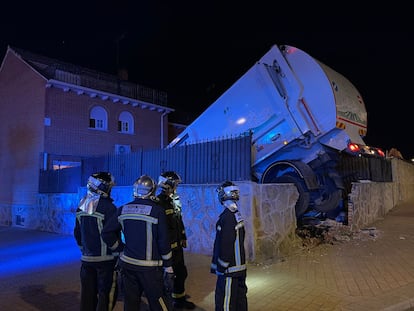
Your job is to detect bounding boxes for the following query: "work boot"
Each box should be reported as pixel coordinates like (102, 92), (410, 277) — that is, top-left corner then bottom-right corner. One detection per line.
(173, 297), (196, 310)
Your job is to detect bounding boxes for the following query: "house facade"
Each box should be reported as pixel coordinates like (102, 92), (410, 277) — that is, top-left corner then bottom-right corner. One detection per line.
(0, 46), (176, 225)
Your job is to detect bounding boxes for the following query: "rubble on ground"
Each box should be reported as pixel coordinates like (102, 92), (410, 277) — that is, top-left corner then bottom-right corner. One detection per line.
(296, 218), (382, 250)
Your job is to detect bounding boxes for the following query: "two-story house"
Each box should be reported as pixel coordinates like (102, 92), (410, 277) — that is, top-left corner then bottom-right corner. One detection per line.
(0, 46), (177, 226)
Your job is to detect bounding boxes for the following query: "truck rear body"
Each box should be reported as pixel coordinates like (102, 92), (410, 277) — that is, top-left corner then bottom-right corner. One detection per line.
(169, 44), (384, 217)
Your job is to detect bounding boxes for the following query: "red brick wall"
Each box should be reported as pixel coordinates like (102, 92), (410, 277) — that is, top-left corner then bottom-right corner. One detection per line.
(0, 49), (46, 206)
(0, 47), (171, 211)
(44, 88), (167, 156)
(168, 123), (186, 143)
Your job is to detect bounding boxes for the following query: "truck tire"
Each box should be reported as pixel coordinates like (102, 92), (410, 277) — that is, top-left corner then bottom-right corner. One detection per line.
(311, 176), (342, 213)
(311, 188), (342, 213)
(274, 174), (310, 218)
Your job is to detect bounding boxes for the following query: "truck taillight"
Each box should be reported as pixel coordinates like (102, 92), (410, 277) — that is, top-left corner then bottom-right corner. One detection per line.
(348, 143), (360, 153)
(347, 142), (385, 158)
(377, 148), (385, 157)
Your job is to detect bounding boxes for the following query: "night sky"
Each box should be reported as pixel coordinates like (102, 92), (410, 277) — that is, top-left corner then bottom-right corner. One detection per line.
(1, 2), (412, 158)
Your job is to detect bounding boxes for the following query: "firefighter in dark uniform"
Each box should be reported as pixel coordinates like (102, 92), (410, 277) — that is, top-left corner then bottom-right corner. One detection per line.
(74, 172), (120, 311)
(157, 171), (196, 310)
(101, 175), (174, 311)
(211, 181), (248, 311)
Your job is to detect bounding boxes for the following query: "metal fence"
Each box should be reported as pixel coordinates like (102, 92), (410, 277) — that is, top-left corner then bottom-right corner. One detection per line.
(39, 133), (394, 193)
(39, 133), (252, 193)
(337, 155), (393, 195)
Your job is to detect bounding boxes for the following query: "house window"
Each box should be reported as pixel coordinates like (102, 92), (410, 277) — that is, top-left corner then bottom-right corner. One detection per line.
(118, 111), (134, 134)
(89, 106), (108, 130)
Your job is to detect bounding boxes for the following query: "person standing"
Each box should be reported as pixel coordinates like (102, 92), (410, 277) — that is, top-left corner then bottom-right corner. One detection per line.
(74, 172), (120, 311)
(102, 175), (174, 311)
(211, 181), (248, 311)
(157, 171), (195, 310)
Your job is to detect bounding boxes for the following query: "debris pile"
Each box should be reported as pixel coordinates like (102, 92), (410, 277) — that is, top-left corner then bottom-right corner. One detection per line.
(296, 218), (381, 250)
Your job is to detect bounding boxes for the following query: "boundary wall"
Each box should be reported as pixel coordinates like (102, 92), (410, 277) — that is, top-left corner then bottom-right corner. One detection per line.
(0, 158), (413, 263)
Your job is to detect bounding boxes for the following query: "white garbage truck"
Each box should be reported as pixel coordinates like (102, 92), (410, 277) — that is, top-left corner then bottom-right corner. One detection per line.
(168, 44), (385, 218)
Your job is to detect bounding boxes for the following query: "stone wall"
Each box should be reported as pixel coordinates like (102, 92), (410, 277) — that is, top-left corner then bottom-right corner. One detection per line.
(20, 182), (300, 263)
(1, 158), (414, 264)
(177, 182), (299, 263)
(348, 182), (394, 231)
(349, 159), (414, 231)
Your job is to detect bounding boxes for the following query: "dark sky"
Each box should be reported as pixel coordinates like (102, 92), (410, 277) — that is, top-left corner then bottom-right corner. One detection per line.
(1, 2), (413, 158)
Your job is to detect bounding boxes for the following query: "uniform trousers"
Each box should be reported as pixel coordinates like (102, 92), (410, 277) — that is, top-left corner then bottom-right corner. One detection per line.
(122, 266), (172, 311)
(80, 259), (118, 311)
(215, 275), (248, 311)
(171, 247), (188, 300)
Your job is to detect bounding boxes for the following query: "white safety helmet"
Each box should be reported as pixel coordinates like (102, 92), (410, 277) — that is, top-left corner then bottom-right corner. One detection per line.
(158, 171), (182, 194)
(216, 180), (240, 204)
(87, 172), (115, 198)
(133, 175), (156, 199)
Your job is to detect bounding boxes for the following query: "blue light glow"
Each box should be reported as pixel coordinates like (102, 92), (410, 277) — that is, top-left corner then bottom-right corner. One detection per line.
(0, 227), (80, 278)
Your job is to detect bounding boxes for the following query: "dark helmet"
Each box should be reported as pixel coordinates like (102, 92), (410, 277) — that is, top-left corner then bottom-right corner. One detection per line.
(133, 175), (156, 199)
(216, 180), (240, 204)
(87, 172), (115, 197)
(158, 171), (182, 193)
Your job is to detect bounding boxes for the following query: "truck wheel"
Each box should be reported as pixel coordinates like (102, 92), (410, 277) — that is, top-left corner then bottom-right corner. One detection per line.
(274, 174), (310, 218)
(311, 176), (342, 213)
(312, 188), (342, 213)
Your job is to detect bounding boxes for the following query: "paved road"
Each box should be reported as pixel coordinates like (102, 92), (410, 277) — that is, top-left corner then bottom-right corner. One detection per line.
(2, 200), (414, 310)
